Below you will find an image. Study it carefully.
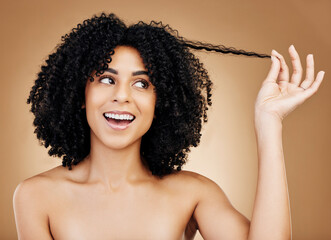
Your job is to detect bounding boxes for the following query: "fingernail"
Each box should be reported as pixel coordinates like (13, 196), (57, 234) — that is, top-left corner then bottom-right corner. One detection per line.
(290, 45), (295, 50)
(271, 56), (275, 62)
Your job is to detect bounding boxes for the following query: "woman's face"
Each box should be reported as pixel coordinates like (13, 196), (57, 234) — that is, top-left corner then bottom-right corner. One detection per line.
(85, 46), (156, 150)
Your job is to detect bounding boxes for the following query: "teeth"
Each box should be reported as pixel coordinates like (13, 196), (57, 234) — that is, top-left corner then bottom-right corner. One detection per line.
(104, 113), (134, 121)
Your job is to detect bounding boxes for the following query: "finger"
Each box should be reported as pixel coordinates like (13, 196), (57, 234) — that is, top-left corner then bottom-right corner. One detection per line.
(272, 49), (289, 83)
(301, 71), (325, 99)
(264, 55), (280, 85)
(289, 45), (303, 86)
(300, 54), (315, 89)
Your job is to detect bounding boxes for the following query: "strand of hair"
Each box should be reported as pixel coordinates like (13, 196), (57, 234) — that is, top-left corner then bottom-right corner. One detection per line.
(183, 41), (270, 58)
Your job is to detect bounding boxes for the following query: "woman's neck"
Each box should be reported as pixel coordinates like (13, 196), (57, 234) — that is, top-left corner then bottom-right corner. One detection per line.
(82, 136), (152, 191)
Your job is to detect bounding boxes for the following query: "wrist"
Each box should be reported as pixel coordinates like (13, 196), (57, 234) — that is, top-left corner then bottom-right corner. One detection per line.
(254, 111), (283, 131)
(255, 108), (282, 122)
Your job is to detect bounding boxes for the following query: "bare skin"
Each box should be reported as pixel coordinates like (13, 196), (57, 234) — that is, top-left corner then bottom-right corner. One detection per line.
(13, 45), (325, 239)
(13, 157), (249, 240)
(14, 162), (207, 240)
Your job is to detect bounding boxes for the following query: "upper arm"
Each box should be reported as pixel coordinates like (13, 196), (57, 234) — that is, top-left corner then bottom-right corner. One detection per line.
(193, 174), (250, 239)
(13, 178), (53, 240)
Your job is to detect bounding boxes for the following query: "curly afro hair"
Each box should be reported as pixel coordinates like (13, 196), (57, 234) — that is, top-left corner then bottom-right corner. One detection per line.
(27, 13), (270, 177)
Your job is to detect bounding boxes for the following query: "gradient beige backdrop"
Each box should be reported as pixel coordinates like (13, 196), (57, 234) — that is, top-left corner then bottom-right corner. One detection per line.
(1, 0), (330, 239)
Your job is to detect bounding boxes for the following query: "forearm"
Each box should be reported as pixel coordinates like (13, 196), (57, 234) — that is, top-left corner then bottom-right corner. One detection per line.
(248, 113), (291, 240)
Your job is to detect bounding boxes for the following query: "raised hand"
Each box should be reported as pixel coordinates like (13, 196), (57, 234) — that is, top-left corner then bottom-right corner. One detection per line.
(255, 45), (325, 122)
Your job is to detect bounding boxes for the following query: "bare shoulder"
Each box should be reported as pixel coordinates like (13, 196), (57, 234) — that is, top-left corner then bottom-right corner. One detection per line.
(13, 165), (68, 203)
(165, 170), (240, 217)
(165, 171), (249, 239)
(13, 166), (66, 239)
(165, 170), (224, 189)
(15, 165), (65, 184)
(172, 171), (250, 239)
(163, 170), (228, 201)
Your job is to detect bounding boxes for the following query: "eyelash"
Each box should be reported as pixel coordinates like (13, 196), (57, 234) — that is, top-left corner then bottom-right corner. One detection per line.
(135, 79), (150, 89)
(99, 75), (114, 84)
(99, 75), (150, 89)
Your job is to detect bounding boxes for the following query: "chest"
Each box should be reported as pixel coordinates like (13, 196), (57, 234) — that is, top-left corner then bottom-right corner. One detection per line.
(48, 186), (196, 240)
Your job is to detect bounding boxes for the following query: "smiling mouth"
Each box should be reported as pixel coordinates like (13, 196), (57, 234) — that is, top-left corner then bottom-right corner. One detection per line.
(103, 112), (136, 130)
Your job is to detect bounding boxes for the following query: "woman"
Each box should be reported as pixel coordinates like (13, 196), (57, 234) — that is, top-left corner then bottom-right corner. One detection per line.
(13, 13), (325, 239)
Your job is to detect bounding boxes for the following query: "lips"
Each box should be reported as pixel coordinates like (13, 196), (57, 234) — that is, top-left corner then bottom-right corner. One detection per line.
(103, 111), (136, 130)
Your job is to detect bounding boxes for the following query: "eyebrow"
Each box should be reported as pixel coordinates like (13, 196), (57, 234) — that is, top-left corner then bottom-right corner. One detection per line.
(104, 68), (149, 76)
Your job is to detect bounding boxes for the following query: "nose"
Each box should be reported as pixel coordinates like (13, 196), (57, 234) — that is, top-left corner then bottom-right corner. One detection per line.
(112, 82), (131, 103)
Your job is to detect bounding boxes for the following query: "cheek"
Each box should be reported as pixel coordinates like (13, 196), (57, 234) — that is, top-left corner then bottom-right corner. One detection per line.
(85, 85), (108, 109)
(141, 95), (156, 116)
(84, 87), (108, 125)
(134, 93), (156, 130)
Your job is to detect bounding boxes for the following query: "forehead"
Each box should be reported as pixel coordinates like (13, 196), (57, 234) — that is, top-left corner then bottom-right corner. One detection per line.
(110, 46), (147, 71)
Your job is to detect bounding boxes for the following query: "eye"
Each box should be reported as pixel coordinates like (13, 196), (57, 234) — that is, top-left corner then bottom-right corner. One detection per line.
(134, 80), (149, 89)
(99, 76), (114, 85)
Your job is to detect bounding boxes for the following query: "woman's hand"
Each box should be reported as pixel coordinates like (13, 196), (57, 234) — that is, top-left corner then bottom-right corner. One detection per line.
(255, 45), (325, 122)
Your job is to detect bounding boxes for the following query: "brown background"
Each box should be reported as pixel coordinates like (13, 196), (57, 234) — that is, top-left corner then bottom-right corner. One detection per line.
(1, 0), (330, 239)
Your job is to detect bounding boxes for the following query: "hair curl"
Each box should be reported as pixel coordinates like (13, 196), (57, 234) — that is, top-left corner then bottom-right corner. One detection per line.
(27, 13), (270, 177)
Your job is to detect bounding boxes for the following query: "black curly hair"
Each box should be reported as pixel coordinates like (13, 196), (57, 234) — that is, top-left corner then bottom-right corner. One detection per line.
(27, 13), (270, 177)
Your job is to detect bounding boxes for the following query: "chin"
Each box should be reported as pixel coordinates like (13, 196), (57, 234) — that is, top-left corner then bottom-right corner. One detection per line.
(105, 141), (138, 150)
(89, 126), (148, 152)
(99, 135), (142, 151)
